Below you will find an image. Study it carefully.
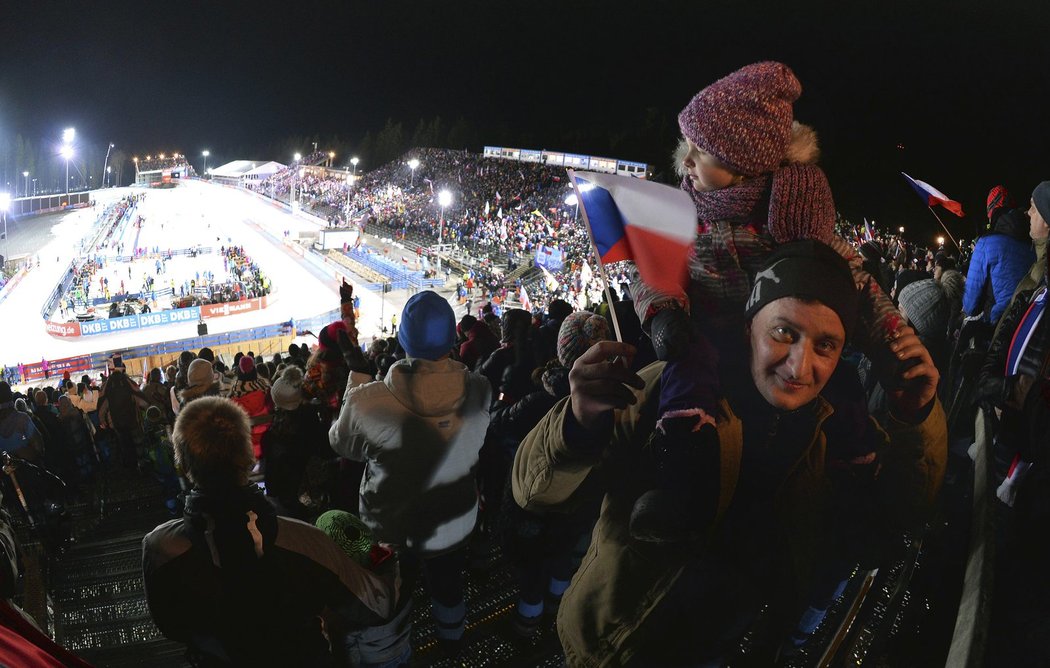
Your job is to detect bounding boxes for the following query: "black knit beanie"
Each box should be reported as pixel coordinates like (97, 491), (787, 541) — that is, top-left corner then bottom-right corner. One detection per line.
(1033, 181), (1050, 224)
(745, 240), (858, 339)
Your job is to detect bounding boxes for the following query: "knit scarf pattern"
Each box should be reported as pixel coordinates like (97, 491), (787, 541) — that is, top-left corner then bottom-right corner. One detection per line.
(682, 174), (772, 231)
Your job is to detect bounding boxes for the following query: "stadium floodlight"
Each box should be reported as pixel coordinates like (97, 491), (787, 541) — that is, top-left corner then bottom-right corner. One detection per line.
(936, 236), (945, 246)
(202, 150), (210, 176)
(437, 189), (453, 267)
(60, 144), (74, 197)
(159, 153), (166, 160)
(294, 152), (302, 162)
(328, 151), (335, 167)
(899, 226), (905, 233)
(62, 127), (75, 144)
(351, 156), (359, 176)
(408, 158), (420, 188)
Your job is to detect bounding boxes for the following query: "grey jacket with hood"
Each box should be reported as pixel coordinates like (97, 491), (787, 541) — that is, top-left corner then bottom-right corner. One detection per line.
(330, 357), (491, 555)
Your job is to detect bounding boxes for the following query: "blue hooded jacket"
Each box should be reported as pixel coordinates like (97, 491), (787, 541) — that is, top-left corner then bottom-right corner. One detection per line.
(963, 208), (1035, 322)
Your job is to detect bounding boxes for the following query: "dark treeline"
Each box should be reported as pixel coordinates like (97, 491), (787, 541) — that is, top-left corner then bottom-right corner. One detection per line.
(0, 107), (680, 196)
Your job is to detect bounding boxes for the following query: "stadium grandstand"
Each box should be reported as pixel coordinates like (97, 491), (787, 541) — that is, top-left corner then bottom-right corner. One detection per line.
(0, 137), (1026, 668)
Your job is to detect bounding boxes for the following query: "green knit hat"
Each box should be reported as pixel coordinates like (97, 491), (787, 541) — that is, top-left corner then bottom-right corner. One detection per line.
(315, 510), (374, 566)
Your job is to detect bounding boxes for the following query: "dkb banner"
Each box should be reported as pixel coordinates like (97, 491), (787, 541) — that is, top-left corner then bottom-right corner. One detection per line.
(78, 306), (202, 337)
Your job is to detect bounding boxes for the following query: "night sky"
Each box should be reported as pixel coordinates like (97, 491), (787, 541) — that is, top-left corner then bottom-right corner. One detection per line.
(2, 0), (1048, 243)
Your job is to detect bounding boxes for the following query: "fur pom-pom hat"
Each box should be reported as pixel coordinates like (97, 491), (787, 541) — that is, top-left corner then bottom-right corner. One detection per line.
(271, 366), (304, 411)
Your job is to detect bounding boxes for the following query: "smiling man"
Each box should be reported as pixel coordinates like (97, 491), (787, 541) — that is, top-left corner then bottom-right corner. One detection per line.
(513, 240), (947, 666)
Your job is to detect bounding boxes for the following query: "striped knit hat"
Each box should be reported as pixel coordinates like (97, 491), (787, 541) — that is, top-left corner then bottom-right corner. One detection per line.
(986, 185), (1014, 221)
(679, 61), (801, 177)
(557, 311), (611, 368)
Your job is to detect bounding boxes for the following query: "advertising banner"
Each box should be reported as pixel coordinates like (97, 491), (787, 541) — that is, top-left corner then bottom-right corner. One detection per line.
(46, 320), (82, 338)
(535, 245), (564, 272)
(200, 296), (268, 319)
(21, 355), (94, 382)
(79, 306), (201, 337)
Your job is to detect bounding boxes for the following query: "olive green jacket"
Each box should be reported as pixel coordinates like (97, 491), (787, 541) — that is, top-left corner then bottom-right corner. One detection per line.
(512, 361), (946, 667)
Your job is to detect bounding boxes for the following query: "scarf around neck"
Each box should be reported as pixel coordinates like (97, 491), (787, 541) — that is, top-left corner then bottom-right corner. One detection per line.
(682, 174), (772, 228)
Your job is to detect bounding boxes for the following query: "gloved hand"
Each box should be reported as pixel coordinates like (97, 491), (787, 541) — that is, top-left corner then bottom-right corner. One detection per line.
(337, 329), (371, 375)
(650, 307), (692, 362)
(975, 373), (1007, 411)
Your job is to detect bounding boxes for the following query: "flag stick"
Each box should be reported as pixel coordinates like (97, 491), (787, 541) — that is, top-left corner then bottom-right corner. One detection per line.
(926, 206), (961, 252)
(568, 168), (624, 343)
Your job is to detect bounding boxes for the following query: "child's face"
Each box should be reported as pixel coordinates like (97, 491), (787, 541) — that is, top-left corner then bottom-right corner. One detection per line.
(680, 138), (739, 192)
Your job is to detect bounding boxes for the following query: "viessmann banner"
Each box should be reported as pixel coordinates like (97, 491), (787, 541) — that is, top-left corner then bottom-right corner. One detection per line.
(200, 296), (268, 319)
(79, 306), (202, 337)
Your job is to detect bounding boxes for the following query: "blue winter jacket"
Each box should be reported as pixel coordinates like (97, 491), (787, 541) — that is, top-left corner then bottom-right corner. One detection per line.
(963, 208), (1034, 323)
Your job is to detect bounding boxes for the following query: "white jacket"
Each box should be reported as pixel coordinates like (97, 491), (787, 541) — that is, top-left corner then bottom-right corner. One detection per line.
(329, 358), (491, 555)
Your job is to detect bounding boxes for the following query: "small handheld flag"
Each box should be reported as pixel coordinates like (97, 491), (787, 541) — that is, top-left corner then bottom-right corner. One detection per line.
(570, 170), (696, 294)
(901, 173), (965, 217)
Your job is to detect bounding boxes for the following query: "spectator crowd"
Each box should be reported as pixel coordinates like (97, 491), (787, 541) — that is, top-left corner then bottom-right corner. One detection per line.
(2, 61), (1050, 668)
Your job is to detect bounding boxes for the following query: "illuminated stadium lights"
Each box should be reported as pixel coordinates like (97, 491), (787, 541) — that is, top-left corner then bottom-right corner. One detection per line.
(159, 153), (166, 160)
(294, 152), (302, 162)
(328, 151), (335, 167)
(408, 158), (420, 188)
(351, 156), (359, 176)
(936, 236), (945, 246)
(102, 142), (115, 188)
(899, 226), (905, 233)
(202, 150), (210, 175)
(437, 189), (453, 268)
(61, 127), (75, 197)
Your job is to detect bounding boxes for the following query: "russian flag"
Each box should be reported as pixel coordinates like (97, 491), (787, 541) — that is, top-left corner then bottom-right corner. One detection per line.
(901, 173), (965, 217)
(570, 170), (696, 294)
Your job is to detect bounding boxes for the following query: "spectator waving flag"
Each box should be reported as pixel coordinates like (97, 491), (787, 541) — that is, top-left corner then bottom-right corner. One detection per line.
(580, 260), (593, 286)
(520, 285), (533, 312)
(901, 172), (965, 217)
(569, 169), (696, 294)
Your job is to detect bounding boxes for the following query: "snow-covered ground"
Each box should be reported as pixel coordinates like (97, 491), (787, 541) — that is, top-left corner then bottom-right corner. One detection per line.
(0, 180), (404, 367)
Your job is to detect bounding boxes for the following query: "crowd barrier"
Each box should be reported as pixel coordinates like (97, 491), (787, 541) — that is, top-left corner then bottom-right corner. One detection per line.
(6, 307), (340, 385)
(0, 268), (28, 307)
(44, 296), (271, 339)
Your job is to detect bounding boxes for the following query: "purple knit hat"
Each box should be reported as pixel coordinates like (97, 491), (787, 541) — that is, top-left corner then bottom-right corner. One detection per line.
(678, 61), (801, 177)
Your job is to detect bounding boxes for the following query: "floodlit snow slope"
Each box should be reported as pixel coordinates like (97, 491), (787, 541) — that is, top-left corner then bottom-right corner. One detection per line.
(0, 181), (398, 365)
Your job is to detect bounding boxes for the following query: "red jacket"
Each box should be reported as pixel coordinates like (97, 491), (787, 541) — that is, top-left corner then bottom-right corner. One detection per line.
(459, 321), (499, 371)
(229, 385), (272, 459)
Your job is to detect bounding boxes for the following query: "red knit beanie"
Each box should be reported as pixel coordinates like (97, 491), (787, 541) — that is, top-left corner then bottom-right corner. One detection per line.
(678, 61), (801, 177)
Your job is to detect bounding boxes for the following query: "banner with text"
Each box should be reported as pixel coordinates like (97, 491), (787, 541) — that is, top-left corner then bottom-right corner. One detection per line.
(78, 306), (202, 337)
(535, 245), (564, 272)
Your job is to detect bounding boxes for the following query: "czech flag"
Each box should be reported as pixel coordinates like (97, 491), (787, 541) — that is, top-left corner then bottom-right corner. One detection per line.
(570, 170), (696, 294)
(901, 172), (965, 217)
